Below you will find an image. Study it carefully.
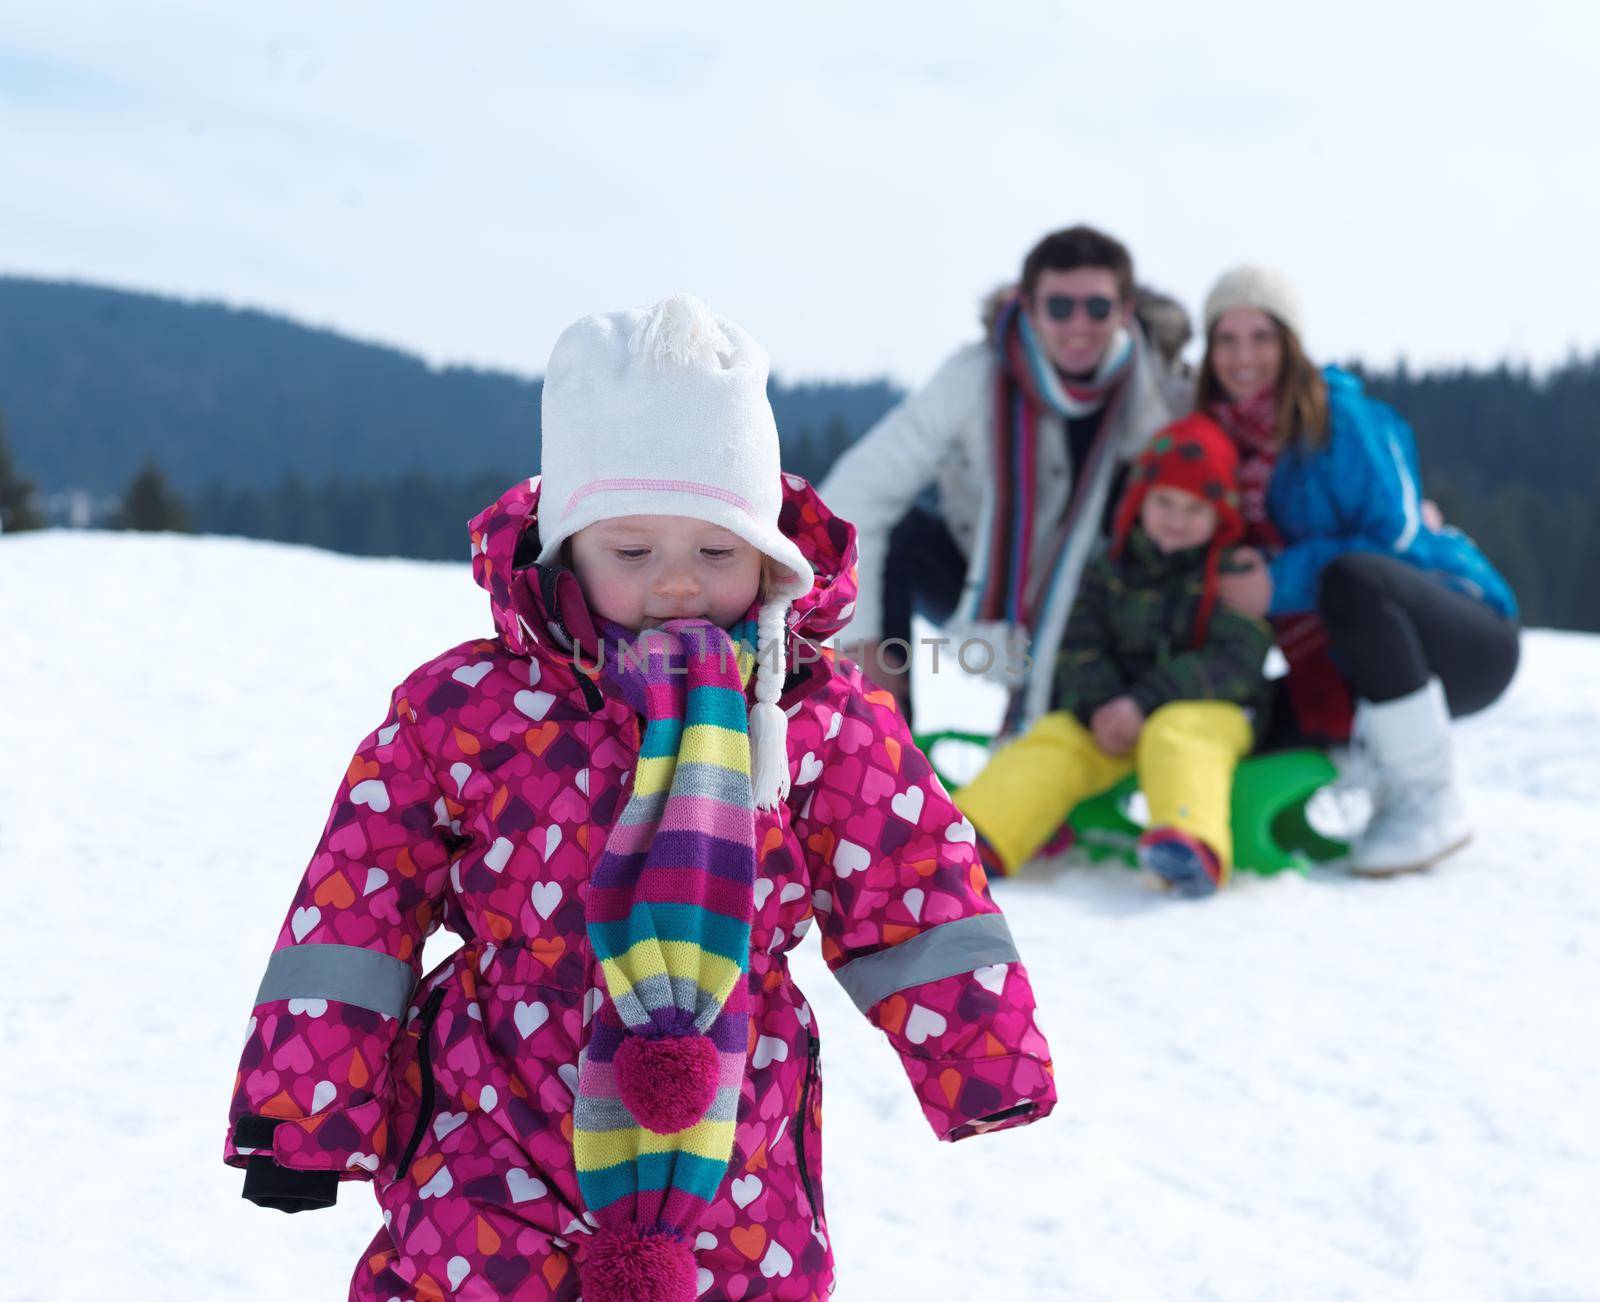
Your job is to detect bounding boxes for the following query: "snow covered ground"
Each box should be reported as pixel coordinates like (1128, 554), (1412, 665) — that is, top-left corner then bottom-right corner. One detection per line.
(4, 530), (1597, 1301)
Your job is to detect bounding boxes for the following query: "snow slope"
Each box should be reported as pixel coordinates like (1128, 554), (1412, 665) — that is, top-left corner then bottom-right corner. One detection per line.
(3, 531), (1597, 1301)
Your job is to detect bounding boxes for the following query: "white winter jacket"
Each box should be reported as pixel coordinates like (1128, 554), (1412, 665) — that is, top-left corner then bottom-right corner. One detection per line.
(820, 323), (1187, 727)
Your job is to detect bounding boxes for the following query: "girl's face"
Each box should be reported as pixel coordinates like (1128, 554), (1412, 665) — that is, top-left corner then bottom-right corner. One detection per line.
(1141, 485), (1218, 554)
(569, 515), (765, 632)
(1208, 307), (1283, 404)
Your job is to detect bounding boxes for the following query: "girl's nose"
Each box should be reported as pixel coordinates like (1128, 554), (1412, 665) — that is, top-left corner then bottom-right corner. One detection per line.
(655, 566), (700, 596)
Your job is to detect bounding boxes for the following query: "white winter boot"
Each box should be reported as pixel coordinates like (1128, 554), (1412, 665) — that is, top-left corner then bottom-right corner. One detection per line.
(1349, 679), (1472, 877)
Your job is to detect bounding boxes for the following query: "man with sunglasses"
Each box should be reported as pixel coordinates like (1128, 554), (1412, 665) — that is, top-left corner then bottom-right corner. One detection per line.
(821, 225), (1189, 731)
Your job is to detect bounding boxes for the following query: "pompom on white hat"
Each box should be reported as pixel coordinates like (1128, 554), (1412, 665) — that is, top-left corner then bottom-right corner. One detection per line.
(1203, 265), (1305, 341)
(536, 293), (813, 808)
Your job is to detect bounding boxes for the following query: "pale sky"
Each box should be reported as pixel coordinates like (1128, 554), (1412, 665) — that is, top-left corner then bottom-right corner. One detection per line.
(4, 1), (1598, 388)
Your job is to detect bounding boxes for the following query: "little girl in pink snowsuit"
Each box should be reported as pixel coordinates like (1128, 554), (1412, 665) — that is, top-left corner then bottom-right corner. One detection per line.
(224, 295), (1056, 1301)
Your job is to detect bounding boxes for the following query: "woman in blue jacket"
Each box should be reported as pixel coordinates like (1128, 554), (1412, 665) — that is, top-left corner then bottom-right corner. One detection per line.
(1195, 266), (1519, 876)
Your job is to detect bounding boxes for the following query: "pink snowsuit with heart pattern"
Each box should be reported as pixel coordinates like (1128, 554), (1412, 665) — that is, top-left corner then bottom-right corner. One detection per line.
(224, 474), (1056, 1300)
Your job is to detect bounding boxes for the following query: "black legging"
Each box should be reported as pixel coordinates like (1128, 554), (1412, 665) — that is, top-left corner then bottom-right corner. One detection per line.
(1318, 552), (1520, 713)
(1259, 553), (1519, 750)
(876, 506), (969, 728)
(880, 505), (968, 656)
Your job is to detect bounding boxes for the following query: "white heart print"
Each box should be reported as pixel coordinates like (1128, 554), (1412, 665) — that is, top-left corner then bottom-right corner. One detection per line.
(890, 785), (925, 824)
(974, 963), (1008, 995)
(349, 779), (390, 812)
(530, 882), (563, 919)
(514, 1001), (549, 1038)
(760, 1240), (794, 1279)
(832, 840), (871, 877)
(730, 1174), (763, 1208)
(507, 1168), (546, 1203)
(515, 689), (555, 720)
(452, 663), (492, 688)
(905, 1005), (948, 1045)
(418, 1164), (454, 1199)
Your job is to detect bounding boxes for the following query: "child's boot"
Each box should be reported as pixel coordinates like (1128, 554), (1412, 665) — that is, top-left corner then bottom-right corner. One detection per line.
(1138, 827), (1226, 898)
(1350, 679), (1471, 876)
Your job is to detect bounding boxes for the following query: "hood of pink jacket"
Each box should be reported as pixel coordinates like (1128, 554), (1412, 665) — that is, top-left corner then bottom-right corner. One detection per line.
(468, 472), (861, 662)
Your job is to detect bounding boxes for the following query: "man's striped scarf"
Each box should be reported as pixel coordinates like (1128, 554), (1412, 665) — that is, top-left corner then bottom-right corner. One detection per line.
(970, 297), (1134, 628)
(574, 615), (758, 1245)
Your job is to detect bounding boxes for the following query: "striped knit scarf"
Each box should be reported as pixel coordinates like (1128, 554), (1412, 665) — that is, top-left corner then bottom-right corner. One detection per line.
(972, 297), (1134, 627)
(574, 615), (759, 1294)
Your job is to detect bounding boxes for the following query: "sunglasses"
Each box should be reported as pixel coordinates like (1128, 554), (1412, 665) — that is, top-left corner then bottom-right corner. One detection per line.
(1042, 294), (1115, 322)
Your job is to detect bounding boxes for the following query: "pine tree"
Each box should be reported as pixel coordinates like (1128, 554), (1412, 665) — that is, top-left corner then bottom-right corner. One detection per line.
(1573, 471), (1600, 633)
(0, 408), (45, 533)
(115, 460), (191, 532)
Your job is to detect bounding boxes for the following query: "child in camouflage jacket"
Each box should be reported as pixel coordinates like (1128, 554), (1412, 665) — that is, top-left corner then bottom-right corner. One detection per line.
(957, 413), (1272, 896)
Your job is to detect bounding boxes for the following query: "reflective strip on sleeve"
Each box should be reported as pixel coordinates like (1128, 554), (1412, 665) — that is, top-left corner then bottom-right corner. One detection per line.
(254, 943), (416, 1020)
(833, 913), (1020, 1015)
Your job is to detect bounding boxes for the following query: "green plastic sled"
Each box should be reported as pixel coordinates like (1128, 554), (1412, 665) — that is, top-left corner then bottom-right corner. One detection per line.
(914, 731), (1348, 876)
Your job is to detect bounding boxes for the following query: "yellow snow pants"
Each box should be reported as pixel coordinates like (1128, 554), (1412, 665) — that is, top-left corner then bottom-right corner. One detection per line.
(954, 702), (1254, 876)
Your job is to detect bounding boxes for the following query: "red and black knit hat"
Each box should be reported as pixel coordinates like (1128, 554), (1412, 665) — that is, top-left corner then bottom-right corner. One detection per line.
(1112, 412), (1246, 647)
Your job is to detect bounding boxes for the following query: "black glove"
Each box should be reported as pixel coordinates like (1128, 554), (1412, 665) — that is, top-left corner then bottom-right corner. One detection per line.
(234, 1115), (339, 1213)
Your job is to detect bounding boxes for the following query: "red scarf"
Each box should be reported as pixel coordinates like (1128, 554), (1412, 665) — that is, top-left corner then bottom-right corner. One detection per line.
(1209, 393), (1354, 744)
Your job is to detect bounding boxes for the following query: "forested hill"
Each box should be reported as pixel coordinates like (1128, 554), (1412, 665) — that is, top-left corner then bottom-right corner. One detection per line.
(3, 275), (1597, 629)
(0, 276), (898, 493)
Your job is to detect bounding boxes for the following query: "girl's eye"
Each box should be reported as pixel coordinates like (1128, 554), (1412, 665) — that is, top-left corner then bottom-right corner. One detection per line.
(701, 548), (736, 560)
(614, 549), (649, 561)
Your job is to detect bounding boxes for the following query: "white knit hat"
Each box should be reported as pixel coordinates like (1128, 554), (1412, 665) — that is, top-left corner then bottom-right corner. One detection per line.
(536, 293), (812, 808)
(1203, 265), (1305, 340)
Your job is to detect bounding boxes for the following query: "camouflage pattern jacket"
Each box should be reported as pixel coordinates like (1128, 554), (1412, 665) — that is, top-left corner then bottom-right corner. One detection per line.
(1054, 528), (1273, 728)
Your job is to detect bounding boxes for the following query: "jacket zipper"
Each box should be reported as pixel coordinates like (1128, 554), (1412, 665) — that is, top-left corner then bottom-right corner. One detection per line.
(396, 986), (448, 1179)
(576, 670), (603, 713)
(793, 1033), (822, 1229)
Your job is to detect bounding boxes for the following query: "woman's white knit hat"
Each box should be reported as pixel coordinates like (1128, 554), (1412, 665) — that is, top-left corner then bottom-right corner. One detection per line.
(537, 293), (812, 809)
(1203, 265), (1305, 340)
